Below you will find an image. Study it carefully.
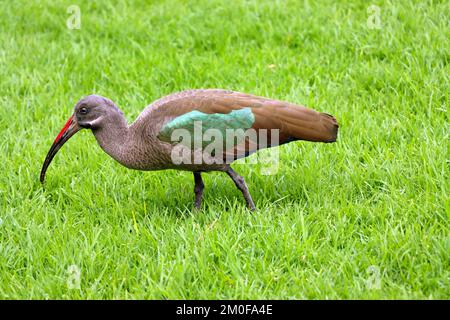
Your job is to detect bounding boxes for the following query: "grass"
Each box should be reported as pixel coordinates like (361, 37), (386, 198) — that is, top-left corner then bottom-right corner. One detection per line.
(0, 0), (448, 299)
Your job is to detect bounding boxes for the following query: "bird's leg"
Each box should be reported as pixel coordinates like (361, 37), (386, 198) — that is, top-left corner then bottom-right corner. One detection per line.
(226, 167), (256, 211)
(193, 171), (205, 209)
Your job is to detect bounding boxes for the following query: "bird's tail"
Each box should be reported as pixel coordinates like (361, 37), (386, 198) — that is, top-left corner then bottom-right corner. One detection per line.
(316, 112), (339, 143)
(272, 105), (339, 143)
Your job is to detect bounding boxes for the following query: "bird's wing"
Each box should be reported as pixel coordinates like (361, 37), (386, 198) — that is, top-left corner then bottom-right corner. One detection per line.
(152, 89), (338, 159)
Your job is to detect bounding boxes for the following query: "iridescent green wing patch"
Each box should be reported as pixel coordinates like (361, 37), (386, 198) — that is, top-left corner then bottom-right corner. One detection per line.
(158, 108), (255, 148)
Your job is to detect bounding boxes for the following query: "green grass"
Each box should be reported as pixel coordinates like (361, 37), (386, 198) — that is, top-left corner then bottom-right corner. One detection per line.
(0, 0), (448, 299)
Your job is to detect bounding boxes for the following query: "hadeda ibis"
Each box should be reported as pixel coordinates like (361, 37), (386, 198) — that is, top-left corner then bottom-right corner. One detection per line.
(40, 89), (338, 210)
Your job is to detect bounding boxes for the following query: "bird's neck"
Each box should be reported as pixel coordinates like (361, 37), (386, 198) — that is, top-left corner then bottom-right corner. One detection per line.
(92, 112), (131, 167)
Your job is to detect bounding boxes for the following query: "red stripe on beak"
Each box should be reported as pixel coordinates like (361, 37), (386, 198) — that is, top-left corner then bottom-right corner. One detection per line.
(54, 115), (74, 144)
(40, 114), (81, 183)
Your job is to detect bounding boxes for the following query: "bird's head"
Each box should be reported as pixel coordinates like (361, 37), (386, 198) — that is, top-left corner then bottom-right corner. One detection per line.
(40, 95), (120, 183)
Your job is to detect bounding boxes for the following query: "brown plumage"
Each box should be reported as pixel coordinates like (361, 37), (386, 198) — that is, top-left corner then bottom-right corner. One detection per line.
(40, 89), (338, 210)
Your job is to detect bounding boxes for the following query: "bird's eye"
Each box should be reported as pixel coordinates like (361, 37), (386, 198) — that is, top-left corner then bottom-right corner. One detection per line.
(79, 107), (88, 115)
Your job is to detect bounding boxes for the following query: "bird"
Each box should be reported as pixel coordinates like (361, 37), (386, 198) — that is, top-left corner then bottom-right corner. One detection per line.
(40, 89), (338, 210)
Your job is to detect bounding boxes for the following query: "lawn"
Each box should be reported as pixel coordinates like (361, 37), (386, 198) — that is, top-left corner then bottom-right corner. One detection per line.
(0, 0), (448, 299)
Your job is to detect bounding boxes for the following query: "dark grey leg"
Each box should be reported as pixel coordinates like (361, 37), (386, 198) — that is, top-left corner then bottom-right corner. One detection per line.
(226, 167), (256, 211)
(193, 172), (204, 209)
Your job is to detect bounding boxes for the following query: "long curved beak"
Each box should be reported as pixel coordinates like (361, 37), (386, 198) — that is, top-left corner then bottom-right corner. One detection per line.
(40, 115), (81, 183)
